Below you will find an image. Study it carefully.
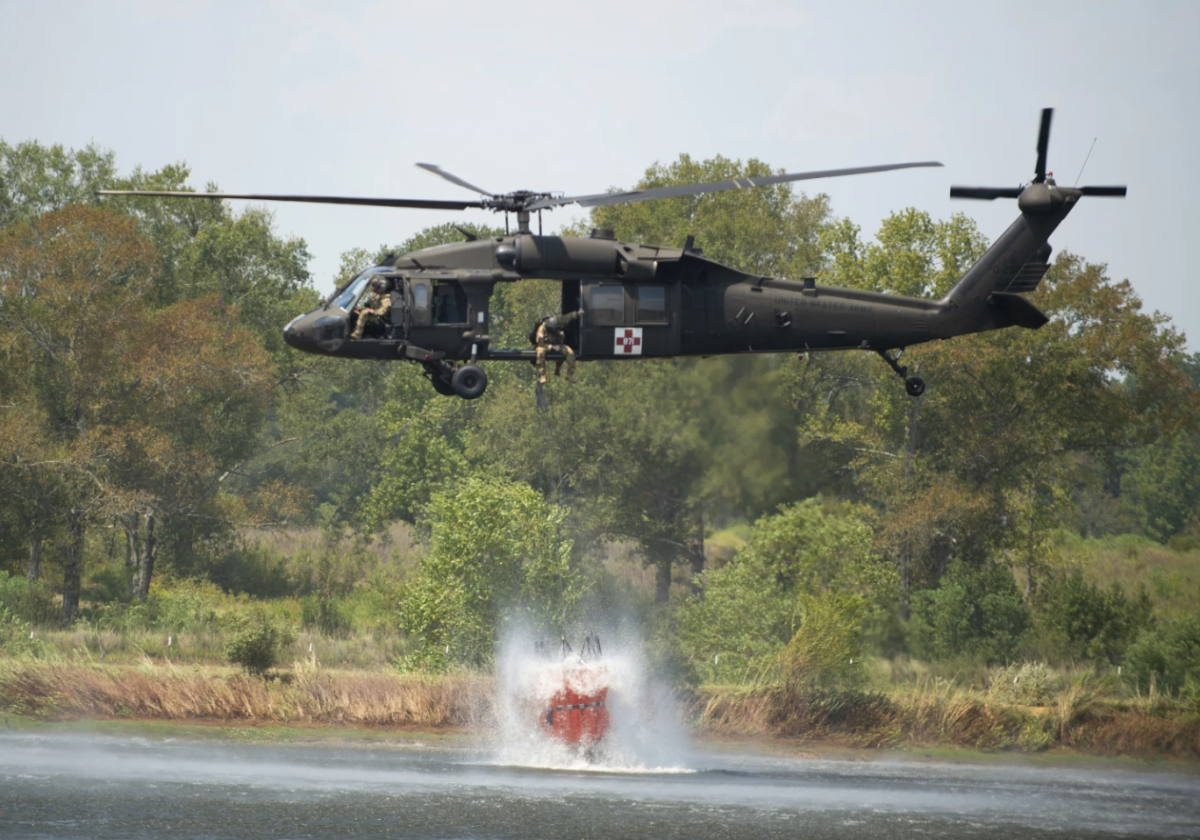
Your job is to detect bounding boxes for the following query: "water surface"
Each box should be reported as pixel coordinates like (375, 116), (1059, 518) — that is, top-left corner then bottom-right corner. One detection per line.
(1, 731), (1197, 839)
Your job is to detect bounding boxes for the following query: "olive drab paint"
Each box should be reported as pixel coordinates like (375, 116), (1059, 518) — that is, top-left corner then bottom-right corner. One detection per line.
(99, 109), (1124, 402)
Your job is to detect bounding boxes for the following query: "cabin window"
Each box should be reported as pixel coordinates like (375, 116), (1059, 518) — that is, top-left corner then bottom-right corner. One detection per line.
(433, 282), (468, 324)
(590, 285), (625, 324)
(636, 285), (667, 323)
(413, 284), (429, 310)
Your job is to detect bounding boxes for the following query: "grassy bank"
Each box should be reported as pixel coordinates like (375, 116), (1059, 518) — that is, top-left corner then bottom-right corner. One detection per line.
(693, 681), (1200, 760)
(0, 659), (490, 727)
(3, 657), (1198, 761)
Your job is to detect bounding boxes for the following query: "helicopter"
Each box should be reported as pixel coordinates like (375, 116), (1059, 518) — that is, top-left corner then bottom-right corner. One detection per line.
(98, 108), (1125, 401)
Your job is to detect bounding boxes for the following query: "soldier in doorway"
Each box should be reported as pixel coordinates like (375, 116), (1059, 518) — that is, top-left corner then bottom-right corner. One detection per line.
(350, 276), (393, 340)
(534, 308), (584, 384)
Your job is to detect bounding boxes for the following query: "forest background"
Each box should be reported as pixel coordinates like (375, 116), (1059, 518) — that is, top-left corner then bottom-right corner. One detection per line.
(2, 139), (1199, 753)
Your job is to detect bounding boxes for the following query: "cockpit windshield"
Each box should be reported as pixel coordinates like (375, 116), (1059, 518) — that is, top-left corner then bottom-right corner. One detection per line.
(328, 267), (389, 312)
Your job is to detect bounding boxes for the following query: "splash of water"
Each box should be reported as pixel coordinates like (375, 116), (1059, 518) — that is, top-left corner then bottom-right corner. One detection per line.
(489, 625), (693, 773)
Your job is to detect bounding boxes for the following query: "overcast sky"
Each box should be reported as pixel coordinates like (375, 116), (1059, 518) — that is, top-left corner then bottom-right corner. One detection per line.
(2, 0), (1196, 347)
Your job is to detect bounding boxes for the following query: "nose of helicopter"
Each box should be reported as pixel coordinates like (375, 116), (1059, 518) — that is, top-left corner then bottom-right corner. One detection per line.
(283, 312), (319, 353)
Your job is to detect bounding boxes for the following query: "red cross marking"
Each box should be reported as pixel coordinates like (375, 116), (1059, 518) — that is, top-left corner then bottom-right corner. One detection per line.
(615, 328), (641, 353)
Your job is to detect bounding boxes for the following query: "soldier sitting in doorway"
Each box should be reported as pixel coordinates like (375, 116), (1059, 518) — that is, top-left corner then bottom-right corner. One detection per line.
(533, 308), (583, 384)
(350, 276), (393, 340)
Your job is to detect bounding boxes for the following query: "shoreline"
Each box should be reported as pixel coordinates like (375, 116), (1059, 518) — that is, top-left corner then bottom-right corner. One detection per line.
(3, 659), (1197, 769)
(5, 715), (1199, 776)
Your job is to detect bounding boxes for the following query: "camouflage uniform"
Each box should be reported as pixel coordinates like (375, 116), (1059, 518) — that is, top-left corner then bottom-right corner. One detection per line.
(350, 289), (393, 340)
(535, 310), (581, 384)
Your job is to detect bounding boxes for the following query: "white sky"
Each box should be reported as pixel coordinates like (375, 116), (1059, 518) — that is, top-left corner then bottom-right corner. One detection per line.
(2, 0), (1197, 348)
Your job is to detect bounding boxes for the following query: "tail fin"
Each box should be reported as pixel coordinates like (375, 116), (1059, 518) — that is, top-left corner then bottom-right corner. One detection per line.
(939, 107), (1126, 338)
(937, 208), (1064, 338)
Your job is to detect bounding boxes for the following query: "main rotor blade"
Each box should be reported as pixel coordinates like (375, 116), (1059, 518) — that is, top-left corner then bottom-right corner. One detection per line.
(1079, 185), (1128, 197)
(1034, 107), (1053, 183)
(96, 190), (484, 211)
(949, 186), (1024, 200)
(415, 163), (492, 196)
(527, 161), (944, 211)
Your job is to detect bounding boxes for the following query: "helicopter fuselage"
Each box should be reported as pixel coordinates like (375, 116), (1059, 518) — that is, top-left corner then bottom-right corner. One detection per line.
(281, 199), (1069, 390)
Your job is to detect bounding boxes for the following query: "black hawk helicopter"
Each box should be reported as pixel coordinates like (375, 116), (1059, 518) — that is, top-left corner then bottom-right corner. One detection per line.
(99, 108), (1124, 400)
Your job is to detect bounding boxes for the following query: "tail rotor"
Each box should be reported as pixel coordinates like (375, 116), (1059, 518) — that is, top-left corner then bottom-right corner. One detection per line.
(950, 108), (1127, 202)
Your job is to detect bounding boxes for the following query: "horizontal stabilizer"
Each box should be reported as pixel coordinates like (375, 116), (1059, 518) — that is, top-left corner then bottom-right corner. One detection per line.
(950, 186), (1024, 200)
(1080, 186), (1127, 197)
(991, 292), (1049, 329)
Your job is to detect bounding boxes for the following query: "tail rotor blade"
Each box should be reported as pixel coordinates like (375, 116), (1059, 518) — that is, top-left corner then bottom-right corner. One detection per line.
(950, 186), (1023, 200)
(1034, 107), (1053, 183)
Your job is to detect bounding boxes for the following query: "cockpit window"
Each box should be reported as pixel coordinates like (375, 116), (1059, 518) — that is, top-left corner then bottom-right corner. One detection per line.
(329, 267), (387, 311)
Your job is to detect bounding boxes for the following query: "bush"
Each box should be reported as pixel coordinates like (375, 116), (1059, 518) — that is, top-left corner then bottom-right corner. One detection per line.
(989, 662), (1062, 706)
(1032, 570), (1152, 663)
(300, 595), (352, 638)
(95, 580), (223, 633)
(224, 612), (295, 675)
(1122, 615), (1200, 698)
(397, 476), (580, 671)
(909, 561), (1029, 663)
(0, 572), (57, 627)
(676, 499), (884, 684)
(783, 592), (866, 696)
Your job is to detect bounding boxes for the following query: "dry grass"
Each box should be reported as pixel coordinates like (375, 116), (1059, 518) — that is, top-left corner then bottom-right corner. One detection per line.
(1065, 537), (1200, 620)
(0, 658), (493, 727)
(241, 521), (419, 569)
(692, 679), (1200, 759)
(28, 628), (411, 670)
(4, 655), (1197, 758)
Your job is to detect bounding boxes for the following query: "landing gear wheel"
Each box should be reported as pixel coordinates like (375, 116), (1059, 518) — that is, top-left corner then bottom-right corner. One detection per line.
(905, 377), (926, 398)
(452, 364), (488, 400)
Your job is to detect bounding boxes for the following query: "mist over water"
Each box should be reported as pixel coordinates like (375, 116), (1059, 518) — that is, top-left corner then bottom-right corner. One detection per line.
(3, 729), (1200, 839)
(489, 624), (692, 772)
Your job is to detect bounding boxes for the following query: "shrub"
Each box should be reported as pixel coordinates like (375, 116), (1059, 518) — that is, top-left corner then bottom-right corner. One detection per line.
(783, 592), (866, 696)
(224, 612), (295, 675)
(300, 595), (352, 638)
(0, 572), (57, 627)
(1122, 615), (1200, 698)
(909, 561), (1029, 663)
(397, 476), (580, 671)
(95, 580), (223, 633)
(676, 499), (884, 684)
(989, 662), (1062, 706)
(1033, 570), (1152, 663)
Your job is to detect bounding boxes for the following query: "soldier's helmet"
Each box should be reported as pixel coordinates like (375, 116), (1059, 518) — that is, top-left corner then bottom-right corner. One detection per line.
(545, 315), (561, 330)
(370, 276), (393, 294)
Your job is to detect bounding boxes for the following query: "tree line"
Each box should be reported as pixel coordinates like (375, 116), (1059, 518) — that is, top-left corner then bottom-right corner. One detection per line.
(1, 140), (1198, 689)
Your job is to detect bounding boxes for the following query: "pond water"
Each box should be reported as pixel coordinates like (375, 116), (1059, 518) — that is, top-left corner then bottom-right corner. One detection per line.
(1, 731), (1197, 839)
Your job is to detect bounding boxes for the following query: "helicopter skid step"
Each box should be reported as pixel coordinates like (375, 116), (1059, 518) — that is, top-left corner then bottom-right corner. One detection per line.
(486, 348), (570, 361)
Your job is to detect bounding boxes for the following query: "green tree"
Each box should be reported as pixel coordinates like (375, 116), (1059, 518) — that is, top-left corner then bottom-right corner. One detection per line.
(676, 499), (883, 683)
(1119, 433), (1200, 542)
(1122, 615), (1200, 698)
(909, 560), (1029, 663)
(398, 476), (580, 670)
(1033, 570), (1153, 663)
(0, 139), (117, 227)
(0, 206), (158, 621)
(790, 226), (1199, 613)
